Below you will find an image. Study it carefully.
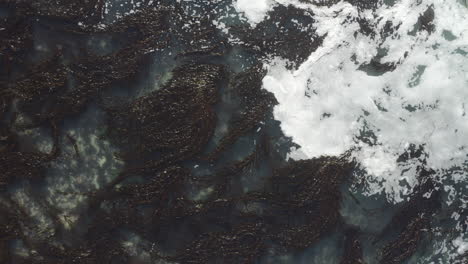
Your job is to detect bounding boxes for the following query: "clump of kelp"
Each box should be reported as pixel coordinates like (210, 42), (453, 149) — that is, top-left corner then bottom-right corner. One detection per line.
(373, 169), (441, 264)
(0, 0), (447, 263)
(105, 63), (225, 183)
(205, 64), (276, 161)
(340, 228), (365, 264)
(231, 4), (322, 66)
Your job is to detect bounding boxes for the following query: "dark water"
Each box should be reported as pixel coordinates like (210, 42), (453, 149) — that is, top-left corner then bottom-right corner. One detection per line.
(0, 0), (466, 263)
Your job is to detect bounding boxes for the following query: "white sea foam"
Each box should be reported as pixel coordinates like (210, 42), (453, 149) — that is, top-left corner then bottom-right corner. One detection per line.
(236, 0), (468, 202)
(454, 237), (468, 255)
(234, 0), (277, 26)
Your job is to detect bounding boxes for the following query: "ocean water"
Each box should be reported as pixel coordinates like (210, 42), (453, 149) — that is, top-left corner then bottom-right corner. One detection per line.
(234, 0), (468, 262)
(2, 0), (467, 263)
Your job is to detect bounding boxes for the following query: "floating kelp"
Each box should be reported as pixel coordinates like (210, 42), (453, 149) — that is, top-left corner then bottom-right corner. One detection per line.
(380, 216), (429, 264)
(377, 175), (440, 241)
(24, 236), (130, 264)
(0, 198), (32, 263)
(265, 158), (352, 250)
(0, 96), (9, 122)
(341, 228), (365, 264)
(106, 63), (225, 182)
(0, 80), (59, 190)
(207, 64), (277, 161)
(159, 223), (267, 264)
(115, 166), (189, 205)
(299, 0), (380, 9)
(347, 0), (381, 9)
(2, 2), (219, 130)
(8, 55), (69, 123)
(202, 136), (271, 197)
(88, 166), (190, 228)
(101, 7), (168, 39)
(231, 5), (322, 66)
(103, 2), (225, 58)
(1, 0), (461, 263)
(84, 147), (353, 263)
(170, 7), (227, 58)
(0, 201), (23, 242)
(8, 43), (160, 128)
(0, 6), (33, 79)
(2, 0), (105, 23)
(376, 170), (441, 263)
(0, 125), (58, 190)
(0, 122), (17, 153)
(0, 152), (48, 189)
(2, 4), (170, 129)
(215, 157), (353, 252)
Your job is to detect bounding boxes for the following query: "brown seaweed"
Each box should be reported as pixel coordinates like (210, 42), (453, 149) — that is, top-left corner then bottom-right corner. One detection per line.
(376, 169), (440, 263)
(0, 198), (30, 263)
(0, 124), (58, 190)
(380, 216), (429, 264)
(231, 5), (322, 66)
(341, 228), (365, 264)
(106, 63), (225, 184)
(206, 64), (277, 161)
(158, 223), (268, 264)
(0, 0), (456, 263)
(0, 152), (47, 189)
(3, 5), (169, 130)
(1, 0), (105, 23)
(0, 6), (33, 79)
(265, 157), (352, 250)
(25, 237), (130, 264)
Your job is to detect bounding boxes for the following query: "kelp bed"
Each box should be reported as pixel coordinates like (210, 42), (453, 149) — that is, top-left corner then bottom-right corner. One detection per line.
(0, 0), (451, 263)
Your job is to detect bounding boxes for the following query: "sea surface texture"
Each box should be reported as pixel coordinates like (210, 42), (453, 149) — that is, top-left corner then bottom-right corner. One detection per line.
(0, 0), (467, 263)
